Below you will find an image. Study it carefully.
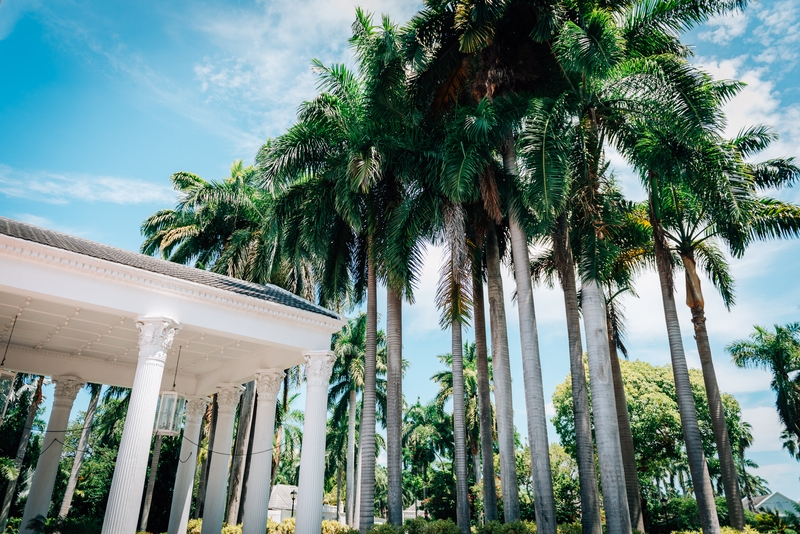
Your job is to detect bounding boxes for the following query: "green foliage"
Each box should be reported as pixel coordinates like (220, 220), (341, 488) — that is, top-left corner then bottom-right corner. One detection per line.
(368, 524), (402, 534)
(674, 527), (759, 534)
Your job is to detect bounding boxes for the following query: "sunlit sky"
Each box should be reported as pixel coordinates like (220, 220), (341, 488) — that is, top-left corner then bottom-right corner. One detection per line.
(1, 0), (799, 498)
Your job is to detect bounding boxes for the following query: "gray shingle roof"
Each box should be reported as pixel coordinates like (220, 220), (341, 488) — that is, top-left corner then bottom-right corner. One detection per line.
(269, 484), (298, 510)
(0, 216), (340, 320)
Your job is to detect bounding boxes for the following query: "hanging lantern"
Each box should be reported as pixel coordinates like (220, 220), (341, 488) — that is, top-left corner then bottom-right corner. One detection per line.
(0, 368), (16, 425)
(154, 390), (186, 436)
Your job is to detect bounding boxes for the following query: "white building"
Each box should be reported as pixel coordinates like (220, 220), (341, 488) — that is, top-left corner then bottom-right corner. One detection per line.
(743, 492), (800, 517)
(0, 217), (345, 534)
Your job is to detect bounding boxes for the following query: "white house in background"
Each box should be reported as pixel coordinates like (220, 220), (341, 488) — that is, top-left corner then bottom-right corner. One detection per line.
(403, 501), (425, 521)
(268, 485), (344, 524)
(0, 217), (345, 534)
(743, 492), (799, 516)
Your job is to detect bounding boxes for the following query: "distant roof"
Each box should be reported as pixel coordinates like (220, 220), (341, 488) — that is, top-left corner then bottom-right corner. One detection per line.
(0, 217), (340, 320)
(269, 484), (298, 510)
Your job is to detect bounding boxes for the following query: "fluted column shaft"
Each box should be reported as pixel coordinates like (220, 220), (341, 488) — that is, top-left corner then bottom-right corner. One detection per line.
(168, 397), (208, 534)
(242, 369), (284, 534)
(201, 384), (243, 534)
(20, 376), (83, 534)
(295, 351), (335, 534)
(102, 317), (179, 534)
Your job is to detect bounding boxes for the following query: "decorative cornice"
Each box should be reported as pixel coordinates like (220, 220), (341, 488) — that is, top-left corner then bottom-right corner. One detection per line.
(255, 369), (285, 399)
(215, 384), (244, 415)
(303, 351), (335, 387)
(185, 397), (209, 420)
(0, 235), (345, 333)
(136, 316), (180, 363)
(52, 376), (84, 407)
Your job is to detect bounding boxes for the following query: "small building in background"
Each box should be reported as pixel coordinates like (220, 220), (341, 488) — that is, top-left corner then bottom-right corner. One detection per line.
(743, 492), (799, 517)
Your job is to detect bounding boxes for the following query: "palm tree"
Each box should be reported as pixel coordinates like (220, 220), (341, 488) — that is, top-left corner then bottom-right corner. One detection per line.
(728, 323), (800, 444)
(226, 380), (256, 525)
(58, 382), (101, 520)
(403, 399), (454, 507)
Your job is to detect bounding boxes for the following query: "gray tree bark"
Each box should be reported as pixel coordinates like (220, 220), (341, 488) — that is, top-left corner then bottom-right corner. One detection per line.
(194, 395), (217, 519)
(386, 288), (403, 526)
(472, 274), (498, 522)
(503, 144), (556, 534)
(58, 383), (101, 520)
(139, 433), (163, 532)
(452, 318), (471, 534)
(485, 228), (520, 522)
(346, 389), (358, 526)
(237, 392), (258, 525)
(227, 380), (256, 525)
(358, 257), (378, 534)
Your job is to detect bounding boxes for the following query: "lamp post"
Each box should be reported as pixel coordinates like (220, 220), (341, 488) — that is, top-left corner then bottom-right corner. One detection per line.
(660, 496), (669, 531)
(291, 489), (297, 518)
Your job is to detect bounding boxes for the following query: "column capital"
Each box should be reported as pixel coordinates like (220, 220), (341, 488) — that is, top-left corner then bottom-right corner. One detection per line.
(185, 397), (209, 419)
(52, 376), (83, 407)
(254, 369), (285, 399)
(216, 384), (244, 415)
(303, 351), (335, 387)
(136, 316), (180, 363)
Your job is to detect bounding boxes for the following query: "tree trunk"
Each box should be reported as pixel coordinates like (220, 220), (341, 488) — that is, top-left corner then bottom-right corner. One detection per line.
(681, 254), (745, 530)
(472, 273), (498, 522)
(650, 210), (719, 534)
(553, 218), (602, 534)
(503, 144), (556, 534)
(581, 279), (632, 534)
(354, 441), (362, 529)
(387, 287), (403, 526)
(271, 372), (289, 497)
(0, 376), (43, 532)
(337, 465), (343, 522)
(346, 389), (358, 526)
(358, 256), (378, 534)
(485, 228), (520, 522)
(237, 391), (259, 525)
(452, 318), (471, 534)
(227, 380), (256, 525)
(195, 394), (217, 519)
(58, 383), (101, 520)
(607, 314), (645, 532)
(139, 433), (163, 532)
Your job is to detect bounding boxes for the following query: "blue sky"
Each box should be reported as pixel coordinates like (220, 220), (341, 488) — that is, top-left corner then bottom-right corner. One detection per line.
(2, 0), (800, 499)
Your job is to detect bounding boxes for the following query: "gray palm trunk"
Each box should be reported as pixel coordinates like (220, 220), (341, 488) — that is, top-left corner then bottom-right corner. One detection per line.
(581, 279), (632, 534)
(358, 258), (378, 534)
(472, 274), (498, 522)
(681, 255), (745, 529)
(139, 433), (163, 532)
(553, 225), (602, 534)
(227, 380), (256, 525)
(237, 395), (258, 524)
(0, 376), (43, 532)
(451, 318), (471, 534)
(651, 219), (720, 534)
(58, 383), (101, 520)
(606, 314), (646, 532)
(353, 441), (363, 529)
(485, 228), (520, 521)
(346, 389), (358, 526)
(194, 396), (217, 519)
(386, 288), (403, 526)
(503, 145), (556, 534)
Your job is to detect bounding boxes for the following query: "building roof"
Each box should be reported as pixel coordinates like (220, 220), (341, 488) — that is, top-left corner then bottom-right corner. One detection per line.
(269, 484), (299, 510)
(0, 216), (339, 320)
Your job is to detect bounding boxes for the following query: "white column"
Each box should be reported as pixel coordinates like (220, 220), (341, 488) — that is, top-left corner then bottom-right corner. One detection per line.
(295, 351), (335, 534)
(201, 384), (243, 534)
(242, 369), (284, 534)
(167, 396), (208, 534)
(20, 376), (83, 534)
(102, 317), (179, 534)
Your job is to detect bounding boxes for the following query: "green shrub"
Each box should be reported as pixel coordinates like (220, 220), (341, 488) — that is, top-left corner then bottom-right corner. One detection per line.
(403, 518), (430, 534)
(423, 519), (461, 534)
(674, 527), (759, 534)
(187, 518), (203, 534)
(368, 524), (401, 534)
(556, 524), (582, 534)
(221, 523), (243, 534)
(322, 519), (358, 534)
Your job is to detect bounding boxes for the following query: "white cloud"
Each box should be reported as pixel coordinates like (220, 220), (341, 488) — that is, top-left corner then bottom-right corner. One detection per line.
(699, 10), (749, 45)
(0, 165), (177, 205)
(742, 406), (784, 452)
(751, 0), (800, 68)
(0, 0), (39, 40)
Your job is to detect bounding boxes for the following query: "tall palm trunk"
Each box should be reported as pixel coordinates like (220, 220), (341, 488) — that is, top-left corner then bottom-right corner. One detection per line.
(58, 383), (101, 520)
(237, 393), (259, 525)
(271, 372), (290, 497)
(139, 433), (163, 532)
(606, 313), (645, 531)
(0, 376), (43, 532)
(581, 279), (632, 533)
(681, 254), (745, 529)
(194, 395), (217, 519)
(650, 209), (720, 534)
(451, 318), (471, 534)
(503, 144), (556, 534)
(346, 389), (358, 526)
(354, 441), (362, 529)
(358, 256), (378, 534)
(472, 274), (498, 522)
(386, 288), (403, 526)
(553, 219), (602, 534)
(227, 380), (256, 525)
(485, 228), (520, 521)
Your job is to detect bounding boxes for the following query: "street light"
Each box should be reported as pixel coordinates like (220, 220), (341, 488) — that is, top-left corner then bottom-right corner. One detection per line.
(291, 489), (297, 517)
